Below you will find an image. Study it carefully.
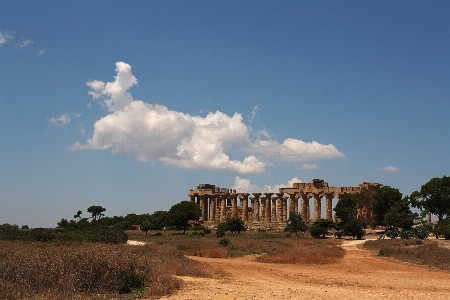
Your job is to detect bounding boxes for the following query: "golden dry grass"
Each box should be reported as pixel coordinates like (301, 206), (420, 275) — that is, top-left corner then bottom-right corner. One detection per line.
(0, 241), (209, 299)
(363, 239), (450, 270)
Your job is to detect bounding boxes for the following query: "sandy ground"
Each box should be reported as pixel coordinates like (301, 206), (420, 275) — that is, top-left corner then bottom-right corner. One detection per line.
(157, 238), (450, 300)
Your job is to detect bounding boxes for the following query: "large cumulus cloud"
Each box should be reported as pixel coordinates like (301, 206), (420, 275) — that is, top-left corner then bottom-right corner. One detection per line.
(68, 62), (345, 173)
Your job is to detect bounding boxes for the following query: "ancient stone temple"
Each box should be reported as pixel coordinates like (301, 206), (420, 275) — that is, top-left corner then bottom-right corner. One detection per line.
(188, 179), (382, 225)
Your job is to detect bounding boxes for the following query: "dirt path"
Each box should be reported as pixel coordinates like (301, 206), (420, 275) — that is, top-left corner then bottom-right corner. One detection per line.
(161, 239), (450, 300)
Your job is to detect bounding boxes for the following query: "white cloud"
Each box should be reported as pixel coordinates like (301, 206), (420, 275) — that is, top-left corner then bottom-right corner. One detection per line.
(38, 48), (46, 56)
(378, 166), (399, 172)
(0, 31), (13, 46)
(16, 39), (33, 48)
(68, 62), (345, 174)
(298, 164), (319, 170)
(50, 114), (71, 127)
(248, 105), (258, 122)
(233, 176), (303, 193)
(248, 138), (345, 162)
(86, 62), (137, 112)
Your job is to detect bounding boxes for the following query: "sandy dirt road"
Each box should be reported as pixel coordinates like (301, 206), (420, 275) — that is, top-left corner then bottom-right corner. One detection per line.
(160, 239), (450, 300)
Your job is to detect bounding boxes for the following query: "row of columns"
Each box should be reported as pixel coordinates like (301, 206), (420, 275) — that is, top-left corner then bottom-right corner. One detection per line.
(190, 192), (341, 223)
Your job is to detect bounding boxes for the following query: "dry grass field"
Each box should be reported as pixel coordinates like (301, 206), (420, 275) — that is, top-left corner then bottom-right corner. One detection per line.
(2, 229), (450, 299)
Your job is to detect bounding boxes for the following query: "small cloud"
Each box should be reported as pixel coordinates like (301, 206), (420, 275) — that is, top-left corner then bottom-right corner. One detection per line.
(298, 164), (318, 170)
(233, 176), (303, 193)
(49, 114), (71, 127)
(378, 166), (399, 172)
(87, 103), (92, 110)
(38, 48), (46, 56)
(0, 30), (14, 46)
(16, 39), (33, 48)
(79, 125), (86, 136)
(248, 105), (258, 122)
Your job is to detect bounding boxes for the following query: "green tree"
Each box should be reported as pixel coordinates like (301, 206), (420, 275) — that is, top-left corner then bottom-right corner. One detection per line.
(342, 218), (366, 239)
(150, 210), (171, 230)
(308, 218), (334, 238)
(371, 186), (415, 229)
(73, 210), (82, 220)
(284, 212), (307, 236)
(410, 176), (450, 220)
(334, 194), (364, 224)
(168, 201), (201, 234)
(140, 221), (152, 235)
(225, 217), (246, 233)
(87, 205), (106, 220)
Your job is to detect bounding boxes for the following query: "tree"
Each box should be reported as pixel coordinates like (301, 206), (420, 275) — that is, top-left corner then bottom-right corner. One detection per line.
(87, 205), (106, 220)
(140, 221), (152, 235)
(73, 210), (82, 220)
(150, 210), (171, 230)
(168, 201), (201, 234)
(371, 186), (415, 229)
(284, 212), (307, 236)
(342, 218), (366, 240)
(410, 176), (450, 220)
(308, 218), (334, 238)
(225, 217), (246, 233)
(334, 194), (364, 224)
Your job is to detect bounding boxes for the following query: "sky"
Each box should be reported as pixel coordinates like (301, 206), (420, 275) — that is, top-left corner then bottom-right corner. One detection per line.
(1, 1), (449, 228)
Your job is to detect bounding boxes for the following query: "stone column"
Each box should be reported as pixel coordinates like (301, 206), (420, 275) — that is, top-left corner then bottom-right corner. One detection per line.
(199, 195), (207, 221)
(252, 193), (261, 221)
(271, 197), (277, 222)
(325, 194), (333, 221)
(276, 193), (284, 222)
(190, 195), (196, 203)
(264, 193), (273, 223)
(289, 194), (295, 213)
(209, 196), (216, 222)
(294, 194), (299, 214)
(260, 196), (266, 222)
(240, 193), (249, 222)
(282, 196), (288, 221)
(313, 194), (321, 221)
(220, 195), (227, 222)
(301, 194), (309, 222)
(231, 194), (237, 218)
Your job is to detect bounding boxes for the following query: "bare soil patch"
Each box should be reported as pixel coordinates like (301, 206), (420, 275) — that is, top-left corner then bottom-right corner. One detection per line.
(161, 239), (450, 300)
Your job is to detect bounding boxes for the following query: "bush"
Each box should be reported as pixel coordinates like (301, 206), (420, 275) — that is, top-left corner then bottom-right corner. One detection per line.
(216, 223), (227, 237)
(342, 219), (366, 239)
(412, 224), (431, 239)
(399, 229), (413, 240)
(203, 228), (211, 235)
(117, 271), (144, 294)
(219, 237), (230, 246)
(334, 231), (344, 239)
(308, 226), (329, 238)
(386, 228), (400, 239)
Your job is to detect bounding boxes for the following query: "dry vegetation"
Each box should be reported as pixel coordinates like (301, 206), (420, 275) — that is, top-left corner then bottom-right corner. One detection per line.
(363, 238), (450, 270)
(0, 230), (348, 299)
(128, 230), (345, 262)
(0, 241), (213, 300)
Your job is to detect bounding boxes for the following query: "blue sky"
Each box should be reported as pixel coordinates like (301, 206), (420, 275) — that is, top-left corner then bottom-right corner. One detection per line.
(1, 1), (449, 228)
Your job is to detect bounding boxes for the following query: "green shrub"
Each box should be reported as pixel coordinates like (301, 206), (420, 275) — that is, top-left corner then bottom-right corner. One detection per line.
(308, 226), (329, 239)
(334, 231), (344, 239)
(386, 228), (400, 239)
(117, 271), (145, 294)
(219, 237), (230, 246)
